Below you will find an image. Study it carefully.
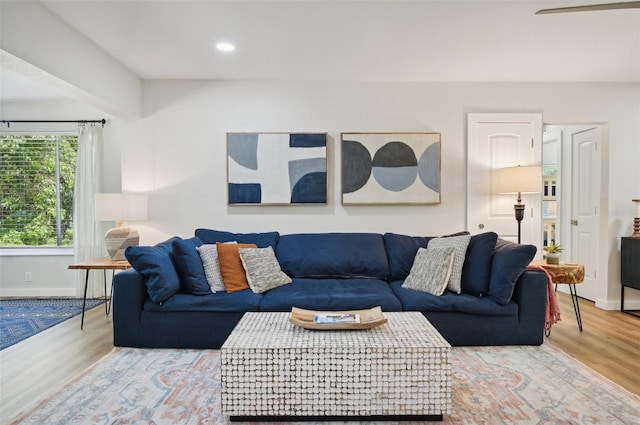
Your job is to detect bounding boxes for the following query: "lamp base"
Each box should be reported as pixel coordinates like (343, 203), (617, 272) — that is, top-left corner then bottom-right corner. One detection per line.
(514, 202), (525, 244)
(105, 226), (139, 261)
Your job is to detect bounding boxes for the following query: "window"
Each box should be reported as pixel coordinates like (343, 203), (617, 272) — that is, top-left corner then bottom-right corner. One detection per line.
(0, 134), (78, 246)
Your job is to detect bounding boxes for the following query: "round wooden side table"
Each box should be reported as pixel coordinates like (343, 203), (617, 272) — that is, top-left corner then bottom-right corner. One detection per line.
(532, 260), (586, 332)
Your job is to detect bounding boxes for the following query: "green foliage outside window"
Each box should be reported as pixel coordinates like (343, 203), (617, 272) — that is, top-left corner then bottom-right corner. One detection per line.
(0, 134), (78, 246)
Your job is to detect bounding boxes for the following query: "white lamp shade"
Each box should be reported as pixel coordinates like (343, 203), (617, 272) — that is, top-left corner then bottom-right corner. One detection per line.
(496, 166), (542, 194)
(95, 193), (148, 222)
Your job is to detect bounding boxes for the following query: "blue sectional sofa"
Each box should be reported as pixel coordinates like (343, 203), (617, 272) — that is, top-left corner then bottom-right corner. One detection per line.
(112, 229), (547, 348)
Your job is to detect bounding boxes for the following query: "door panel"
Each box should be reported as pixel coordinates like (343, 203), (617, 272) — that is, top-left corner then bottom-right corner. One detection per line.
(467, 113), (542, 248)
(570, 126), (601, 301)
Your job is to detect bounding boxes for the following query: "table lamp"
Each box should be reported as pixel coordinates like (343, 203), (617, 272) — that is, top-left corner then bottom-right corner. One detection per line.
(95, 193), (148, 260)
(497, 165), (542, 244)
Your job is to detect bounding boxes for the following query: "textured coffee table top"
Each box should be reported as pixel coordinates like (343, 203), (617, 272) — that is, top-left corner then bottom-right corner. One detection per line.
(223, 311), (450, 350)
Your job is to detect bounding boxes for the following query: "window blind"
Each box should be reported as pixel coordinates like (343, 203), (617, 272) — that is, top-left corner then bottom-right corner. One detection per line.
(0, 134), (78, 246)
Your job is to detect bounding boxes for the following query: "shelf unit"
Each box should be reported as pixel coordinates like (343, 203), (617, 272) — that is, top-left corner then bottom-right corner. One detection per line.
(542, 173), (558, 249)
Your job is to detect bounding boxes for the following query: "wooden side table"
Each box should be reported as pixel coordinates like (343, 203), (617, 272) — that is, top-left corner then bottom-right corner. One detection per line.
(532, 260), (586, 332)
(68, 257), (131, 329)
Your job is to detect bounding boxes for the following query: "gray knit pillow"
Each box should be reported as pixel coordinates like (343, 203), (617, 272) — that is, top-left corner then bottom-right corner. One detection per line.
(196, 244), (226, 292)
(402, 247), (456, 295)
(427, 234), (472, 294)
(239, 247), (292, 294)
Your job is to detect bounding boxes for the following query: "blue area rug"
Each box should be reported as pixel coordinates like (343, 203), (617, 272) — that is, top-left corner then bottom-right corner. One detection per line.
(0, 298), (105, 350)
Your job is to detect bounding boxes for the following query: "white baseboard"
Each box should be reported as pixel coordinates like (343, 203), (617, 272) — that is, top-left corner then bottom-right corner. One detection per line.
(0, 288), (77, 298)
(596, 298), (640, 311)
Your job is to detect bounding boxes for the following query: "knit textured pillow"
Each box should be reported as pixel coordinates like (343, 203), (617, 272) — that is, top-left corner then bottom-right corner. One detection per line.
(427, 234), (472, 294)
(196, 244), (226, 292)
(402, 247), (456, 296)
(239, 247), (292, 294)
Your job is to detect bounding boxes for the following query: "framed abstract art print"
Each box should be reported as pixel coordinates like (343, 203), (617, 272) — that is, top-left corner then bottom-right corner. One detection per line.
(341, 132), (441, 205)
(227, 132), (327, 205)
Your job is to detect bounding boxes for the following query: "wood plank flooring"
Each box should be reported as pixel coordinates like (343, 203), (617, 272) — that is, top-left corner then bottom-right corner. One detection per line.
(0, 303), (114, 423)
(1, 293), (638, 423)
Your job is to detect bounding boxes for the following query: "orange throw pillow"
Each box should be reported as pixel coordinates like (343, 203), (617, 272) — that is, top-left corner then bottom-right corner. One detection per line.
(216, 242), (257, 292)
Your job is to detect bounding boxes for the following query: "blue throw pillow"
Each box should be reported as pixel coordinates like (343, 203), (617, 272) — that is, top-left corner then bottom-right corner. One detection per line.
(195, 228), (279, 248)
(488, 239), (537, 305)
(172, 237), (211, 296)
(383, 233), (433, 281)
(383, 231), (471, 281)
(125, 237), (182, 304)
(461, 232), (498, 296)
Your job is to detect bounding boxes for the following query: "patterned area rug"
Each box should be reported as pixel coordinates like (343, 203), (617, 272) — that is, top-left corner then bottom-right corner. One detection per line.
(10, 343), (639, 424)
(0, 298), (105, 350)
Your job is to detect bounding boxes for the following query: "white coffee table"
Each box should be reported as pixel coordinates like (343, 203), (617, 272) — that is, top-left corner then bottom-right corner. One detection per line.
(221, 311), (451, 421)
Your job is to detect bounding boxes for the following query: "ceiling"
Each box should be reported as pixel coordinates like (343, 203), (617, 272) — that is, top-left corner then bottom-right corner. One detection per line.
(2, 0), (639, 101)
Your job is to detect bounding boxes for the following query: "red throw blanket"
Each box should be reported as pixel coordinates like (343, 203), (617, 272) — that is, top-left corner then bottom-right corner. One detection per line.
(527, 264), (562, 332)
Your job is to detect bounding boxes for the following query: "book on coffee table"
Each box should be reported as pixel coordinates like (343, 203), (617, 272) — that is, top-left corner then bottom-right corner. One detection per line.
(289, 306), (387, 330)
(314, 313), (361, 324)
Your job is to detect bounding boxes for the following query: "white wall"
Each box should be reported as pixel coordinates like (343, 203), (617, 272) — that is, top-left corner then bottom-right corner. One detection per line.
(111, 80), (639, 309)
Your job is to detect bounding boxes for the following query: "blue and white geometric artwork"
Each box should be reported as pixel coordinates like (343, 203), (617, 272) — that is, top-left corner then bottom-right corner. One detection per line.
(341, 132), (441, 205)
(227, 133), (327, 205)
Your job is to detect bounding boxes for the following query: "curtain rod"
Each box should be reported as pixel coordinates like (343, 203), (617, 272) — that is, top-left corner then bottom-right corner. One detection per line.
(1, 119), (106, 128)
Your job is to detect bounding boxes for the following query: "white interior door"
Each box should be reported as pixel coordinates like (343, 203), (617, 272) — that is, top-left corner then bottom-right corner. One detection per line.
(568, 126), (601, 301)
(467, 113), (542, 250)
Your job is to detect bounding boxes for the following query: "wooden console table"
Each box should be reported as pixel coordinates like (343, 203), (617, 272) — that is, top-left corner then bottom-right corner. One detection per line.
(532, 260), (585, 332)
(68, 257), (131, 329)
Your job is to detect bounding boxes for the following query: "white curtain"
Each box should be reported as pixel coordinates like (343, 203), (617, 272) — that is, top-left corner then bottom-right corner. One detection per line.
(73, 123), (105, 298)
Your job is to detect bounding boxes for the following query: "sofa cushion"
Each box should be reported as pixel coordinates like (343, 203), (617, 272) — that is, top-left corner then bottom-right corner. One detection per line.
(275, 233), (390, 279)
(427, 234), (472, 294)
(239, 246), (292, 294)
(172, 237), (211, 296)
(196, 244), (226, 292)
(125, 237), (182, 303)
(259, 278), (403, 312)
(217, 242), (257, 292)
(402, 247), (455, 296)
(390, 281), (517, 316)
(383, 231), (473, 281)
(195, 228), (279, 248)
(461, 232), (498, 297)
(488, 239), (537, 305)
(383, 233), (434, 281)
(143, 290), (262, 313)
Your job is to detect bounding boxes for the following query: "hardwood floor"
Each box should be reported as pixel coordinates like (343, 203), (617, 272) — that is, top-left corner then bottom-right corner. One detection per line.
(0, 304), (114, 423)
(1, 293), (638, 423)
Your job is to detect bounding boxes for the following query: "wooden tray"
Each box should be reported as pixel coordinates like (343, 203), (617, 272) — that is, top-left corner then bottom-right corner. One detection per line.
(289, 306), (387, 330)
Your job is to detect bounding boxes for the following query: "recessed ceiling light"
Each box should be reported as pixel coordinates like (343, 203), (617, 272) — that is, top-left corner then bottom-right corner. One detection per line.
(216, 42), (236, 52)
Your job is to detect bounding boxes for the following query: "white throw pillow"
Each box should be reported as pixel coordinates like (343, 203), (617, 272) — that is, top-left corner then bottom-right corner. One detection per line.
(239, 247), (292, 294)
(402, 247), (456, 295)
(427, 234), (472, 294)
(196, 244), (226, 292)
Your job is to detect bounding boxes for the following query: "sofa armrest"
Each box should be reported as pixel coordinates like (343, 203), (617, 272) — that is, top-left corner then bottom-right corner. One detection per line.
(112, 268), (148, 346)
(512, 269), (547, 343)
